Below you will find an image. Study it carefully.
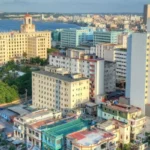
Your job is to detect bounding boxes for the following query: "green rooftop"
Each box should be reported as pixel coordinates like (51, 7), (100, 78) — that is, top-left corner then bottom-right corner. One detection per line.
(43, 118), (91, 137)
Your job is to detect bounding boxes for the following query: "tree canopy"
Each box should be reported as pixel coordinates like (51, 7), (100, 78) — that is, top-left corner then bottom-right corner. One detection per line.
(0, 81), (19, 104)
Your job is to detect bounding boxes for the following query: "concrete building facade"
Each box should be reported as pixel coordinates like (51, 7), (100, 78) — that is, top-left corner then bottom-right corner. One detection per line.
(126, 33), (150, 114)
(144, 4), (150, 25)
(49, 51), (105, 100)
(32, 66), (89, 111)
(93, 31), (122, 46)
(60, 27), (95, 48)
(97, 101), (146, 140)
(0, 14), (51, 65)
(94, 43), (127, 82)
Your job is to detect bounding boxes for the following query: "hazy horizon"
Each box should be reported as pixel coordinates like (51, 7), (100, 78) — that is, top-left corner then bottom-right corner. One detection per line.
(0, 0), (149, 13)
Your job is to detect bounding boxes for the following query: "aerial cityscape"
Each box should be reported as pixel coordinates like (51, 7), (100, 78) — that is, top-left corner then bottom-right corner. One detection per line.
(0, 0), (150, 150)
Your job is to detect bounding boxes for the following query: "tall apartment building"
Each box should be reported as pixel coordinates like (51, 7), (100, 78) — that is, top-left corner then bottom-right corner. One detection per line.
(94, 43), (127, 82)
(93, 31), (122, 46)
(126, 33), (150, 114)
(143, 4), (150, 25)
(0, 14), (51, 65)
(32, 66), (89, 111)
(49, 51), (105, 100)
(60, 27), (95, 48)
(49, 49), (116, 97)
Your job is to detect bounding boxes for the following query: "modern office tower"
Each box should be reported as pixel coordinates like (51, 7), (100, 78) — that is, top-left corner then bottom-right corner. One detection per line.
(143, 4), (150, 25)
(32, 66), (89, 111)
(93, 31), (122, 46)
(0, 14), (51, 65)
(126, 33), (150, 114)
(49, 51), (107, 100)
(60, 27), (95, 48)
(94, 43), (127, 82)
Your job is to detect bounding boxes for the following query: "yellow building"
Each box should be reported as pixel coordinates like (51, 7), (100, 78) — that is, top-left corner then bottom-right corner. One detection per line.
(32, 66), (89, 112)
(0, 14), (51, 65)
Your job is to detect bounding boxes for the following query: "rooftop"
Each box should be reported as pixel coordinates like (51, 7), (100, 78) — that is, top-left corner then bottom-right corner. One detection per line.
(67, 127), (114, 146)
(43, 118), (91, 138)
(40, 115), (77, 130)
(102, 102), (141, 113)
(33, 71), (88, 82)
(98, 119), (128, 131)
(28, 118), (56, 129)
(0, 109), (18, 117)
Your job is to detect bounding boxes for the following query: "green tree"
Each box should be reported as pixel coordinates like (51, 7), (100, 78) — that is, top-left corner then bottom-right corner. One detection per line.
(47, 48), (59, 54)
(9, 145), (16, 150)
(0, 81), (19, 104)
(123, 143), (131, 150)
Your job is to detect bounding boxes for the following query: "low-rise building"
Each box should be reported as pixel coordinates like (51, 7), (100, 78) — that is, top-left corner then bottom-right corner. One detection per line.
(66, 127), (116, 150)
(97, 101), (146, 140)
(42, 118), (91, 150)
(13, 109), (61, 142)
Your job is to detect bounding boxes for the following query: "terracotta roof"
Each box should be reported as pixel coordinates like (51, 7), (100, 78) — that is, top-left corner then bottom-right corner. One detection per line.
(24, 14), (31, 17)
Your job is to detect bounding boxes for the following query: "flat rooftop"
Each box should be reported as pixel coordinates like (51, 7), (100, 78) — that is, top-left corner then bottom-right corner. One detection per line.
(43, 119), (91, 138)
(102, 102), (141, 113)
(33, 71), (88, 82)
(67, 127), (114, 146)
(8, 105), (30, 116)
(0, 109), (17, 117)
(40, 115), (77, 130)
(28, 118), (56, 129)
(98, 119), (127, 130)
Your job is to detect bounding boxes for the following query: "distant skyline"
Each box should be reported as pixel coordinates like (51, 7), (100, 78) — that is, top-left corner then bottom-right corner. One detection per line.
(0, 0), (149, 13)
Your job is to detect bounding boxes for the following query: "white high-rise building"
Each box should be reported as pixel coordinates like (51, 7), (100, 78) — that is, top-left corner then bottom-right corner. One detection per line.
(126, 32), (150, 114)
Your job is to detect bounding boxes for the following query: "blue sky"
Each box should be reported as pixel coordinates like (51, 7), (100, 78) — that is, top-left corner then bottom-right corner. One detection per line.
(0, 0), (149, 13)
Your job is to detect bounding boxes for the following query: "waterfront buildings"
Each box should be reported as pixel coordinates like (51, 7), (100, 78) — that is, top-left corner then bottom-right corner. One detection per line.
(32, 66), (89, 111)
(93, 30), (122, 46)
(144, 4), (150, 25)
(0, 14), (51, 65)
(126, 33), (150, 114)
(60, 27), (95, 48)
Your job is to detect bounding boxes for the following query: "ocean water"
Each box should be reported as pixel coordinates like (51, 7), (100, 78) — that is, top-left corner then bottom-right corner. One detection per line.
(0, 20), (80, 32)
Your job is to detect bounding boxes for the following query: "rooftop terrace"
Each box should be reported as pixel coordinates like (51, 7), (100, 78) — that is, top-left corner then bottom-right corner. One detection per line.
(67, 127), (114, 146)
(102, 102), (141, 113)
(33, 71), (88, 82)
